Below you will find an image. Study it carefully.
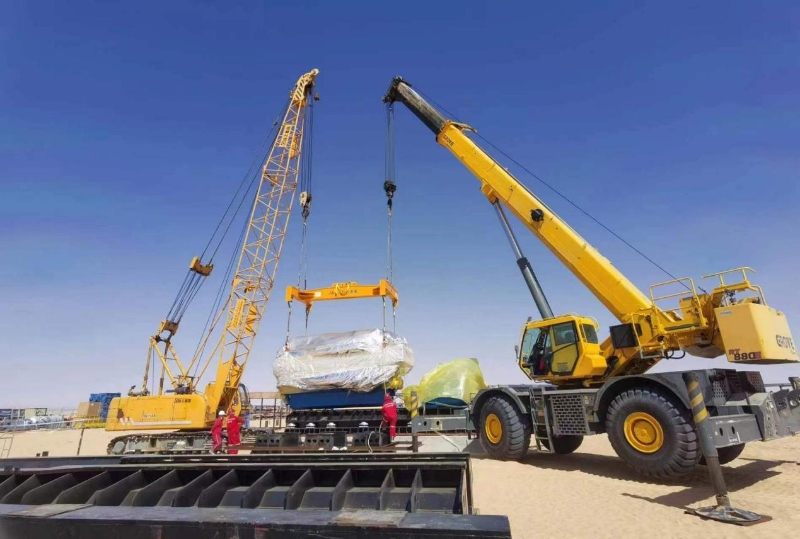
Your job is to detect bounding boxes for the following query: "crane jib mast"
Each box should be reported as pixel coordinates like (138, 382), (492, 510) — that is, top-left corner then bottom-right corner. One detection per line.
(205, 68), (320, 416)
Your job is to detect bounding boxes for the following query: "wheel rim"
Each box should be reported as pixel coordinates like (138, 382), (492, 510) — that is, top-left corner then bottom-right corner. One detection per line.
(485, 413), (503, 444)
(623, 411), (664, 453)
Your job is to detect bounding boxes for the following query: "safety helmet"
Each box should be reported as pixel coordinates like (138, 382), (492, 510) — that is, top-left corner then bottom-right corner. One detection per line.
(218, 411), (225, 416)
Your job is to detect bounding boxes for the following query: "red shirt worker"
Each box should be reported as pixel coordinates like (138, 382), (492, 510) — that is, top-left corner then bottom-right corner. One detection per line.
(211, 411), (225, 453)
(226, 408), (244, 454)
(382, 393), (398, 441)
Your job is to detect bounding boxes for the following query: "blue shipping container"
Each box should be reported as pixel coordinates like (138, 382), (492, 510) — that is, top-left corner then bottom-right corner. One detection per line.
(89, 393), (120, 420)
(89, 393), (120, 402)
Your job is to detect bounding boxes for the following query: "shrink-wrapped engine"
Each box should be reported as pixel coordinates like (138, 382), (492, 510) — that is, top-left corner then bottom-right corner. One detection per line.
(273, 328), (414, 393)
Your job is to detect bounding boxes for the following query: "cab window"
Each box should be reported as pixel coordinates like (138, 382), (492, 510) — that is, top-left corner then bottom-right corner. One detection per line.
(581, 324), (599, 344)
(552, 322), (577, 346)
(549, 321), (581, 376)
(520, 328), (540, 360)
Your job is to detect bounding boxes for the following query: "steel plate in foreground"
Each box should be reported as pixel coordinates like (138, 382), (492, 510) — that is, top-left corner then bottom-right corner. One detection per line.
(0, 452), (511, 538)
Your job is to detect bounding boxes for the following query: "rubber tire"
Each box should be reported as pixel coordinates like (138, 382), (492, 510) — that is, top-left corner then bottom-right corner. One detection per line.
(541, 434), (584, 454)
(700, 443), (745, 466)
(478, 395), (531, 460)
(605, 387), (700, 478)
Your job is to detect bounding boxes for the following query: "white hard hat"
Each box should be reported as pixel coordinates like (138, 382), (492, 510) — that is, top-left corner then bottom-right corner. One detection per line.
(218, 411), (225, 416)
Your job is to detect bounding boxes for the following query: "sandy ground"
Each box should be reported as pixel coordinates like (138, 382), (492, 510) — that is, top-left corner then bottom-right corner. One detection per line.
(471, 435), (800, 539)
(2, 428), (798, 538)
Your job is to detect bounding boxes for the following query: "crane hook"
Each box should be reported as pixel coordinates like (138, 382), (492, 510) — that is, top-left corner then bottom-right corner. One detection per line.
(299, 191), (312, 220)
(384, 180), (396, 209)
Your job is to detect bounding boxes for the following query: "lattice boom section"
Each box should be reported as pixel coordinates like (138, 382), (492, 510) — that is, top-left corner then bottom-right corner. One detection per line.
(549, 394), (589, 435)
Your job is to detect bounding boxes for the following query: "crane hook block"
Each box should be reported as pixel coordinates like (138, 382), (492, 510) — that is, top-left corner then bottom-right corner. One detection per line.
(189, 256), (214, 277)
(384, 180), (396, 209)
(299, 191), (312, 219)
(285, 279), (399, 313)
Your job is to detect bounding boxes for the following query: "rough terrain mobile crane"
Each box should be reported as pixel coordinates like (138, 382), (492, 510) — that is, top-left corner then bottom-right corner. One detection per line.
(103, 68), (320, 454)
(384, 76), (800, 478)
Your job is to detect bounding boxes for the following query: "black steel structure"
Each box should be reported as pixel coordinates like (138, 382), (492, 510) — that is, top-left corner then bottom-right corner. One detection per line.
(0, 453), (511, 538)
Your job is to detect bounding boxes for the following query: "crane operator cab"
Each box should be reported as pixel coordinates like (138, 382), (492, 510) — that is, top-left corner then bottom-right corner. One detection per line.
(517, 314), (605, 381)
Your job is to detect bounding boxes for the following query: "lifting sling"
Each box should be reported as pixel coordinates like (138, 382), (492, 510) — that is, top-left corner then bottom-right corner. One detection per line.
(283, 101), (401, 350)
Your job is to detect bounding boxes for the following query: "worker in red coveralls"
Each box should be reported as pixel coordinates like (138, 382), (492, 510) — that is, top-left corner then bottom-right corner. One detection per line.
(382, 393), (398, 441)
(211, 410), (225, 453)
(226, 408), (244, 454)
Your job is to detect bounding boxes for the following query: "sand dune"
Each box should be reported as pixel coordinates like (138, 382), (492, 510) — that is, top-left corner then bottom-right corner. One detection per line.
(3, 428), (798, 538)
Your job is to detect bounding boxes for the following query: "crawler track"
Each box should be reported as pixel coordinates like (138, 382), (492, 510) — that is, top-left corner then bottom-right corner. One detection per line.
(105, 428), (269, 455)
(105, 408), (414, 455)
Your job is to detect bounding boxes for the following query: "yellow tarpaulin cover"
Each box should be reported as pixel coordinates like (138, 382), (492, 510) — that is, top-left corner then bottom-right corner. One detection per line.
(402, 357), (487, 407)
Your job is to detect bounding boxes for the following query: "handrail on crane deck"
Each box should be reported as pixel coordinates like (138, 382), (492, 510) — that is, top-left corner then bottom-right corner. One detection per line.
(702, 266), (756, 287)
(285, 279), (399, 312)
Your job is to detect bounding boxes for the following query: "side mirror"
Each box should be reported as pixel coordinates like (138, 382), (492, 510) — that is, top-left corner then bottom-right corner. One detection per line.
(514, 345), (519, 356)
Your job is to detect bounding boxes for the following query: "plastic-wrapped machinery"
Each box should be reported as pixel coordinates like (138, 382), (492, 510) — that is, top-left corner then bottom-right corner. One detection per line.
(273, 328), (414, 394)
(402, 357), (487, 408)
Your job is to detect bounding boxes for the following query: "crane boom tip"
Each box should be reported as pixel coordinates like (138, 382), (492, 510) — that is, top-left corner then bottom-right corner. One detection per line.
(383, 76), (409, 104)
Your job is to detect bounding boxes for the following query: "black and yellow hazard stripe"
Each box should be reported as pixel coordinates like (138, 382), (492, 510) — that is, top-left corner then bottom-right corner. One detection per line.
(686, 377), (708, 425)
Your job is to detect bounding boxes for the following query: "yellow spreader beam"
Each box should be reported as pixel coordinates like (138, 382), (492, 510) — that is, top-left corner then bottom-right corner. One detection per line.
(285, 279), (398, 312)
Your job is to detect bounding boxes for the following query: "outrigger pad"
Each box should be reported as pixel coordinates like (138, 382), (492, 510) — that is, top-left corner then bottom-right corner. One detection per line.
(686, 505), (765, 526)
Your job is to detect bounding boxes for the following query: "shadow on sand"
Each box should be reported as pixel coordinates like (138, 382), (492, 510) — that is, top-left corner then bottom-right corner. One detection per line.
(471, 449), (793, 512)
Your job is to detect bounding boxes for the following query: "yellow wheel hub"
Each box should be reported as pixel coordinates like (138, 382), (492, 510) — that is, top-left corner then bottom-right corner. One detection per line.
(623, 411), (664, 453)
(485, 413), (503, 444)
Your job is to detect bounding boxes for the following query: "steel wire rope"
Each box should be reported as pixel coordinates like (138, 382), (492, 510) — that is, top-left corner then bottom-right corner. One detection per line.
(384, 102), (397, 335)
(285, 95), (316, 340)
(191, 201), (252, 380)
(207, 100), (290, 263)
(162, 99), (290, 325)
(185, 99), (292, 377)
(414, 88), (697, 294)
(299, 96), (315, 332)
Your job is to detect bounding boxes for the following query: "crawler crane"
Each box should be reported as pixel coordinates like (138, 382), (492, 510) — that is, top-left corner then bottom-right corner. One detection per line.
(384, 76), (800, 477)
(104, 68), (320, 454)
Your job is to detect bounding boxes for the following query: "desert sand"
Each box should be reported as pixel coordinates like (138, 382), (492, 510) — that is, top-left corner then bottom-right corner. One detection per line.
(3, 428), (798, 538)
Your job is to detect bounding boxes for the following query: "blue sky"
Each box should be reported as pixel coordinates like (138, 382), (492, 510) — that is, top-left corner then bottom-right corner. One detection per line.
(1, 1), (799, 408)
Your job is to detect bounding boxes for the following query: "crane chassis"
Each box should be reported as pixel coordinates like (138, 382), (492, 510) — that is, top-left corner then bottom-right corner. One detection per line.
(469, 370), (800, 476)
